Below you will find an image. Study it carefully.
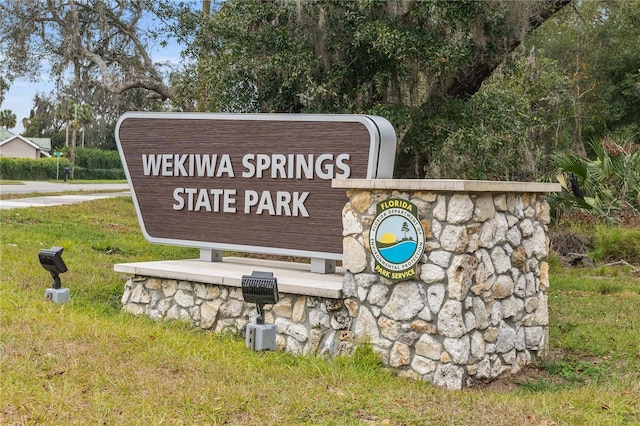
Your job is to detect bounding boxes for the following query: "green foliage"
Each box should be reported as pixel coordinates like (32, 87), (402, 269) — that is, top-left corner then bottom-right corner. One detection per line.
(590, 225), (640, 264)
(428, 50), (573, 180)
(0, 149), (124, 180)
(0, 109), (16, 129)
(173, 0), (560, 178)
(6, 0), (640, 184)
(21, 94), (59, 139)
(0, 157), (70, 180)
(168, 0), (640, 181)
(531, 0), (640, 148)
(552, 135), (640, 222)
(0, 75), (6, 105)
(72, 166), (125, 180)
(73, 148), (122, 170)
(0, 0), (173, 103)
(64, 147), (124, 179)
(538, 358), (608, 384)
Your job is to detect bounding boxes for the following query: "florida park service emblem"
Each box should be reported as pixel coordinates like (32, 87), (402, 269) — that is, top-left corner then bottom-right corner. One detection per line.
(370, 198), (425, 281)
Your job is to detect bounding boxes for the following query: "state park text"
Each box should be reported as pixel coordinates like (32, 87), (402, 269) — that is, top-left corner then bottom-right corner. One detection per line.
(141, 152), (352, 217)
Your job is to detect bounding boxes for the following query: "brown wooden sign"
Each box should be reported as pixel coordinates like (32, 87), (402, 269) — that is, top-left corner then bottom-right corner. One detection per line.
(115, 113), (396, 260)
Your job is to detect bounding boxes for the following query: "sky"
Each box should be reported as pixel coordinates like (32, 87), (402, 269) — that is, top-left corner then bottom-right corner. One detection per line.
(1, 32), (183, 135)
(2, 79), (52, 134)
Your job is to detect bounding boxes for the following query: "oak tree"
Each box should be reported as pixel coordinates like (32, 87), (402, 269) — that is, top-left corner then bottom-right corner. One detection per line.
(174, 0), (570, 177)
(0, 0), (173, 100)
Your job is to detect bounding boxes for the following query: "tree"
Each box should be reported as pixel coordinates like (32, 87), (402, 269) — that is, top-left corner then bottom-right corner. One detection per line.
(76, 104), (93, 149)
(52, 100), (93, 178)
(429, 47), (573, 181)
(401, 222), (410, 240)
(0, 0), (175, 100)
(0, 76), (7, 105)
(0, 109), (16, 129)
(174, 0), (570, 177)
(69, 103), (93, 179)
(22, 94), (62, 139)
(54, 74), (167, 150)
(55, 100), (75, 148)
(530, 0), (640, 153)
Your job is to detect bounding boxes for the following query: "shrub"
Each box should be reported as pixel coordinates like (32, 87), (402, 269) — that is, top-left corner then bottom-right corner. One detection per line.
(590, 225), (640, 264)
(73, 148), (122, 170)
(0, 149), (124, 180)
(73, 166), (125, 180)
(0, 157), (71, 180)
(552, 135), (640, 223)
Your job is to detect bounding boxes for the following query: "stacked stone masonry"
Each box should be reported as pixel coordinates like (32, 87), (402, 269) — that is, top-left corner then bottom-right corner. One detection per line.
(121, 187), (552, 390)
(341, 190), (551, 389)
(121, 278), (354, 357)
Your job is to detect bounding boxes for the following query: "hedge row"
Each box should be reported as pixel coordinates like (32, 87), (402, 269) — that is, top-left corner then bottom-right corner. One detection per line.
(0, 157), (71, 180)
(73, 166), (125, 180)
(0, 156), (124, 180)
(74, 148), (123, 170)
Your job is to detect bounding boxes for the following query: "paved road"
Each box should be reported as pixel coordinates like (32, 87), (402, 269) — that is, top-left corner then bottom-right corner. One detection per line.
(0, 181), (131, 210)
(1, 181), (130, 194)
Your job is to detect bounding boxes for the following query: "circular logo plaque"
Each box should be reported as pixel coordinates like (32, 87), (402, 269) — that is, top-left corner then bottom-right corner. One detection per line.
(369, 198), (425, 281)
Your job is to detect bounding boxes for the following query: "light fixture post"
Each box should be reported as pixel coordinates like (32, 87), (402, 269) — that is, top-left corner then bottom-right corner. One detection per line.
(39, 246), (70, 304)
(241, 271), (279, 351)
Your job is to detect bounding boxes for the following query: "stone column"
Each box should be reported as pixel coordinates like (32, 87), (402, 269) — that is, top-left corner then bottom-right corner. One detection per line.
(334, 179), (558, 389)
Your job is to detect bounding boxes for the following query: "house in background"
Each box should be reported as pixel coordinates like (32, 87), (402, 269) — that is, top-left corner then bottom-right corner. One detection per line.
(0, 128), (52, 159)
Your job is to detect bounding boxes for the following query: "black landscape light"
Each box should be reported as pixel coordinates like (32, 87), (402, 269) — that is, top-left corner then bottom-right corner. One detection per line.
(39, 246), (70, 303)
(242, 271), (279, 351)
(241, 271), (279, 323)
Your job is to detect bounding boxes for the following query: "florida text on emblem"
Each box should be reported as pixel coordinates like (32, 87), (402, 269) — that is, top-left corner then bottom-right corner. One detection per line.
(369, 198), (425, 281)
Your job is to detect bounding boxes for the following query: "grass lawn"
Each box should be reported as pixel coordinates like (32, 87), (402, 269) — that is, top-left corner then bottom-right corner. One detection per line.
(1, 197), (639, 425)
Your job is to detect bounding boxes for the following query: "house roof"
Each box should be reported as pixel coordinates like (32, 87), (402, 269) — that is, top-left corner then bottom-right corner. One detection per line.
(0, 127), (14, 140)
(28, 137), (51, 151)
(0, 134), (44, 151)
(0, 128), (51, 151)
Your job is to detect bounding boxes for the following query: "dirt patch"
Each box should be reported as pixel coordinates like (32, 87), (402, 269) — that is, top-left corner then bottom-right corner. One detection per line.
(473, 365), (561, 392)
(619, 212), (640, 228)
(548, 230), (592, 267)
(472, 348), (606, 392)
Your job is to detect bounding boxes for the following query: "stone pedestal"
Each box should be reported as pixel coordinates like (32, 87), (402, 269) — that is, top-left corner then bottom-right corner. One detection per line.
(332, 179), (559, 389)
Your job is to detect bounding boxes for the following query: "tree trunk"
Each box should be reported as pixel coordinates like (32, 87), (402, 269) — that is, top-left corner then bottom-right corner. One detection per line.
(572, 49), (587, 157)
(70, 125), (77, 180)
(445, 0), (572, 100)
(398, 0), (573, 178)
